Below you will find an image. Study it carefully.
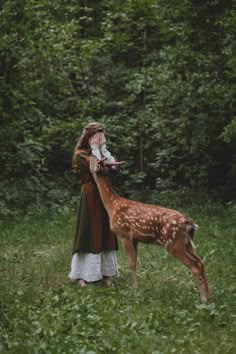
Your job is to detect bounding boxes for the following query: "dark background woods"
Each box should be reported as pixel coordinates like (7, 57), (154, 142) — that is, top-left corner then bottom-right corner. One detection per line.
(0, 0), (235, 215)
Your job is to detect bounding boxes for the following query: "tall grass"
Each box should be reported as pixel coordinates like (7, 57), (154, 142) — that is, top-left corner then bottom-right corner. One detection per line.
(0, 200), (235, 354)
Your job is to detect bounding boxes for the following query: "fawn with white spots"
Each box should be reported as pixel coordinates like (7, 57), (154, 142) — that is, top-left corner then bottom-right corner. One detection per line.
(90, 157), (212, 303)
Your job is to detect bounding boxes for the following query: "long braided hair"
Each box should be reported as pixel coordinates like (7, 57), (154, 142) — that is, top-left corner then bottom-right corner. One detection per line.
(72, 122), (104, 171)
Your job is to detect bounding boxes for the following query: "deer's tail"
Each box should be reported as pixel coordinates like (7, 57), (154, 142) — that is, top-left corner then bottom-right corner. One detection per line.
(184, 221), (198, 249)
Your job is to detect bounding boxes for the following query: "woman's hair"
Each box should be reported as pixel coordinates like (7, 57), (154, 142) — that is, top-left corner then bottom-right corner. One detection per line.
(75, 122), (104, 150)
(72, 122), (104, 169)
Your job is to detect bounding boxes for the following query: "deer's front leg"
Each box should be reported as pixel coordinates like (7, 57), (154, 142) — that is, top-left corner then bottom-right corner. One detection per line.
(120, 237), (138, 288)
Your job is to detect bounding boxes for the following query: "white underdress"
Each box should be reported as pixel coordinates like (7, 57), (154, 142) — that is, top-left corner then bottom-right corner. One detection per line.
(68, 251), (118, 282)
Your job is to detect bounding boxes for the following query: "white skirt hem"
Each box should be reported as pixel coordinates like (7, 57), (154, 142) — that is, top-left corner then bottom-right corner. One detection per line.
(68, 251), (118, 282)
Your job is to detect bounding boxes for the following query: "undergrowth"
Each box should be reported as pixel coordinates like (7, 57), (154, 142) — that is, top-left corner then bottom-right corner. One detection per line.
(0, 198), (235, 353)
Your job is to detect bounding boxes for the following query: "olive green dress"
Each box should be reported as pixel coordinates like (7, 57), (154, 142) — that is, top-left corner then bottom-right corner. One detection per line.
(72, 149), (118, 254)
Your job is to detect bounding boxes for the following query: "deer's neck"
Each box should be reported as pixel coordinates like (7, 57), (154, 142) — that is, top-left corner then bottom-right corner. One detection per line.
(93, 174), (119, 216)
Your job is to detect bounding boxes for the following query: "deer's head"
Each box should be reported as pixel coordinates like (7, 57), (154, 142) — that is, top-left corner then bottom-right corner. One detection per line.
(90, 156), (124, 176)
(90, 157), (108, 175)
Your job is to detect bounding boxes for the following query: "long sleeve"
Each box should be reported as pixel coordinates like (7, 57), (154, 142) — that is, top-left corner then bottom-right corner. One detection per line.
(90, 144), (102, 160)
(101, 144), (115, 164)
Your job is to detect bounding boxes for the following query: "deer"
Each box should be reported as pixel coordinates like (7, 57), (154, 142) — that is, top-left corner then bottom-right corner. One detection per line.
(89, 156), (212, 303)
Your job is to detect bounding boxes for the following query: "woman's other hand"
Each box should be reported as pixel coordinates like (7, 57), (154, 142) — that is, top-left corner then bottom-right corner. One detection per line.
(89, 133), (102, 160)
(89, 132), (100, 146)
(99, 132), (106, 146)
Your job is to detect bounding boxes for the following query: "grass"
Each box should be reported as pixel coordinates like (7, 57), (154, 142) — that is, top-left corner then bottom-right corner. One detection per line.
(0, 200), (236, 354)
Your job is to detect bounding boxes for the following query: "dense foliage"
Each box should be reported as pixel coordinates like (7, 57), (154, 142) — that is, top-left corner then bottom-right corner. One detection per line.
(0, 0), (235, 214)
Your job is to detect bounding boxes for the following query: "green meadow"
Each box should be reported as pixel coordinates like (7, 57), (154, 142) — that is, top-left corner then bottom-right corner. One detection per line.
(0, 200), (235, 354)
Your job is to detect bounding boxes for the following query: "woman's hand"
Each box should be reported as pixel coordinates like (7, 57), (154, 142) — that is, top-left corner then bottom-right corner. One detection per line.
(89, 132), (101, 160)
(99, 132), (106, 146)
(88, 132), (100, 146)
(89, 132), (106, 147)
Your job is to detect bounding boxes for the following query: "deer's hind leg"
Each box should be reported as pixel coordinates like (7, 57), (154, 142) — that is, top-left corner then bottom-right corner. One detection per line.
(167, 241), (211, 303)
(186, 244), (212, 301)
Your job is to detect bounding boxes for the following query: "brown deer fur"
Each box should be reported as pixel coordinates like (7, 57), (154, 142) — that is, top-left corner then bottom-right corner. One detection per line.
(90, 157), (212, 303)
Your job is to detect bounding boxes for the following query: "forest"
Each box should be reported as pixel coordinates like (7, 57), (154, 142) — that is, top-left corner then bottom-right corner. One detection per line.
(0, 2), (236, 354)
(0, 0), (235, 217)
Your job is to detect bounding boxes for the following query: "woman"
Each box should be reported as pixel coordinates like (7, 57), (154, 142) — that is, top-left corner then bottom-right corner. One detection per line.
(68, 122), (118, 287)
